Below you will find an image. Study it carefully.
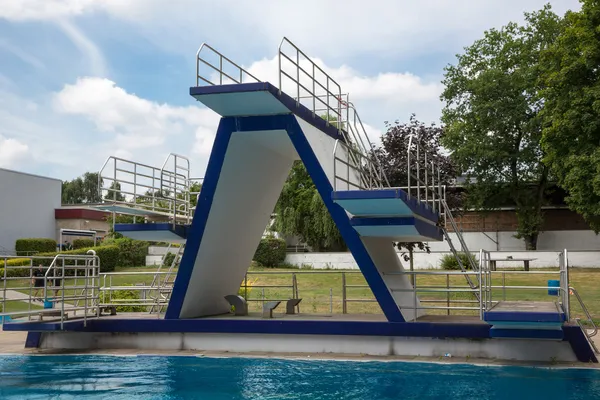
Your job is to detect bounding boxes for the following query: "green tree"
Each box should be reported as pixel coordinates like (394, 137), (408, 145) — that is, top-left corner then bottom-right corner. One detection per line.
(372, 115), (461, 279)
(440, 5), (562, 249)
(62, 172), (103, 204)
(274, 160), (346, 251)
(273, 114), (349, 251)
(105, 181), (126, 202)
(540, 0), (600, 232)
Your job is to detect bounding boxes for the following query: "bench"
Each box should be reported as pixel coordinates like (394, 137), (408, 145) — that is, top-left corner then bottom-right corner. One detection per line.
(262, 301), (281, 319)
(286, 298), (302, 314)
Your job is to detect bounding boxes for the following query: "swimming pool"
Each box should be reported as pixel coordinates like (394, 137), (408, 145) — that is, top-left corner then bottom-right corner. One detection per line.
(0, 355), (597, 399)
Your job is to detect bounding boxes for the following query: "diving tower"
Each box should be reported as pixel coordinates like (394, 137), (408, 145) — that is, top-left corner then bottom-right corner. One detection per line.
(1, 37), (597, 364)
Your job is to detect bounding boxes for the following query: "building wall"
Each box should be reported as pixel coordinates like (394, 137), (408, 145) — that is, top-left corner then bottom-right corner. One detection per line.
(55, 219), (110, 243)
(0, 168), (62, 252)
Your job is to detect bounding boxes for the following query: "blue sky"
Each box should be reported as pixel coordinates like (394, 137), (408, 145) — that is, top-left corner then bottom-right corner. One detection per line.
(0, 0), (581, 181)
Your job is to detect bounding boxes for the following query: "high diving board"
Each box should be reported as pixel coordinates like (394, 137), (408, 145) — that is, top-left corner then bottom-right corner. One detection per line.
(114, 223), (189, 244)
(190, 82), (345, 141)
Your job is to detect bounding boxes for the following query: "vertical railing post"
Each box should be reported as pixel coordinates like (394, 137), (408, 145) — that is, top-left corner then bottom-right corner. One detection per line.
(424, 150), (428, 206)
(342, 272), (347, 314)
(296, 49), (300, 106)
(312, 64), (316, 117)
(219, 55), (223, 85)
(437, 164), (442, 217)
(431, 161), (436, 212)
(407, 135), (413, 199)
(416, 141), (421, 201)
(329, 288), (333, 315)
(446, 274), (450, 316)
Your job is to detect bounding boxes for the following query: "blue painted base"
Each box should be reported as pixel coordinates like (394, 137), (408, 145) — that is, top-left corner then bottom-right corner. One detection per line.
(4, 318), (596, 363)
(490, 327), (564, 340)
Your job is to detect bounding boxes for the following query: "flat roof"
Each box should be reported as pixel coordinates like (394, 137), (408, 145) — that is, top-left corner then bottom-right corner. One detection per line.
(0, 167), (63, 183)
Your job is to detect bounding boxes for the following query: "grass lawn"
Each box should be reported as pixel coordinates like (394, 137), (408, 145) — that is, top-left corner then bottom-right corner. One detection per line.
(2, 265), (599, 324)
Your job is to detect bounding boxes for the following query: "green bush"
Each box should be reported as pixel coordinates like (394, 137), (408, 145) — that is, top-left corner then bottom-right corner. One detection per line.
(0, 257), (32, 278)
(37, 245), (119, 272)
(102, 237), (149, 267)
(99, 287), (147, 312)
(253, 237), (286, 267)
(73, 239), (95, 249)
(440, 253), (478, 270)
(163, 252), (176, 267)
(15, 238), (56, 255)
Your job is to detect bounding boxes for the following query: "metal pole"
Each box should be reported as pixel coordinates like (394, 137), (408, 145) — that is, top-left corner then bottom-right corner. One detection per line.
(446, 274), (450, 316)
(61, 259), (65, 331)
(329, 288), (333, 315)
(342, 272), (347, 314)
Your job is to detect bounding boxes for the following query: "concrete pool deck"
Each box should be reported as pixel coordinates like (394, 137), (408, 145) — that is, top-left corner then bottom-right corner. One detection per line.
(1, 328), (598, 369)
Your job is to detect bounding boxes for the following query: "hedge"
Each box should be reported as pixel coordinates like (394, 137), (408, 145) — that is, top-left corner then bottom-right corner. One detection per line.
(37, 245), (119, 272)
(73, 239), (95, 249)
(253, 237), (286, 267)
(15, 238), (56, 255)
(102, 237), (149, 267)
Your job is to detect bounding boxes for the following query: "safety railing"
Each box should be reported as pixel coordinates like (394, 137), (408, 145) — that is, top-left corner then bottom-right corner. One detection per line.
(0, 252), (100, 330)
(406, 133), (480, 295)
(278, 38), (390, 191)
(196, 43), (260, 86)
(84, 258), (594, 326)
(98, 153), (193, 223)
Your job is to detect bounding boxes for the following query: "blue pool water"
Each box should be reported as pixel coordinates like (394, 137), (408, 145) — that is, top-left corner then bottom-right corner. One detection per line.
(0, 355), (598, 399)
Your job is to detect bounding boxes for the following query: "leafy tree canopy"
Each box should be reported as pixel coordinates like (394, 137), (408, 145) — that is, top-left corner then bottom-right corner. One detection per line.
(540, 0), (600, 232)
(440, 4), (562, 249)
(373, 115), (460, 259)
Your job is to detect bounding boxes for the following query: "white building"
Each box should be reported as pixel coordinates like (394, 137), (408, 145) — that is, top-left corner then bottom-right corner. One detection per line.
(0, 168), (62, 253)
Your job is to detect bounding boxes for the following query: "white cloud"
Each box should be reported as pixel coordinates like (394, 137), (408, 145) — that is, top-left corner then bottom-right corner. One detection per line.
(0, 1), (580, 62)
(53, 76), (220, 156)
(0, 0), (97, 21)
(0, 135), (29, 168)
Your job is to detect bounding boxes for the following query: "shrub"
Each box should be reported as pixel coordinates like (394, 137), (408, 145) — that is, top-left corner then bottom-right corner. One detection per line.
(440, 253), (478, 270)
(253, 237), (286, 267)
(163, 252), (176, 267)
(73, 239), (95, 249)
(15, 238), (56, 255)
(102, 237), (149, 267)
(37, 245), (119, 272)
(0, 257), (32, 278)
(99, 287), (147, 312)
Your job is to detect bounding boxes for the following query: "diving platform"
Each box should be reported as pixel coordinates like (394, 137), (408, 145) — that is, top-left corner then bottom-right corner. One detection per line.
(114, 223), (189, 243)
(3, 37), (596, 365)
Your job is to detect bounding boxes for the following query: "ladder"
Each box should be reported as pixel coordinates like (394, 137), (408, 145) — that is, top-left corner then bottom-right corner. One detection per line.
(440, 199), (481, 298)
(149, 243), (185, 314)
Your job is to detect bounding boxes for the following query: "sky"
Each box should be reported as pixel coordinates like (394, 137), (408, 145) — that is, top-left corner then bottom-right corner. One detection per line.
(0, 0), (582, 181)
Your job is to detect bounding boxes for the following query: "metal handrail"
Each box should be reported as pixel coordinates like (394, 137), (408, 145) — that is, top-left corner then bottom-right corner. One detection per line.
(98, 153), (193, 223)
(196, 43), (260, 86)
(569, 286), (598, 338)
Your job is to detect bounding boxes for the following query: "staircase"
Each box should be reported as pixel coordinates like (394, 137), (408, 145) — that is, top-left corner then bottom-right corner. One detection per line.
(328, 99), (480, 296)
(149, 243), (184, 314)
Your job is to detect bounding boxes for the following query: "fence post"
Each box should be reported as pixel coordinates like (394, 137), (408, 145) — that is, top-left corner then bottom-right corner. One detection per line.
(329, 288), (333, 315)
(446, 274), (450, 316)
(342, 272), (347, 314)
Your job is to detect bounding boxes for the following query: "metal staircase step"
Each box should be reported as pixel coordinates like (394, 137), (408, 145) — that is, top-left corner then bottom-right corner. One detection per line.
(350, 216), (443, 241)
(332, 189), (439, 223)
